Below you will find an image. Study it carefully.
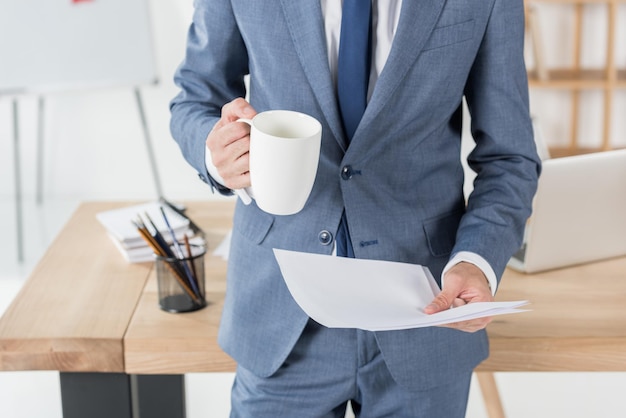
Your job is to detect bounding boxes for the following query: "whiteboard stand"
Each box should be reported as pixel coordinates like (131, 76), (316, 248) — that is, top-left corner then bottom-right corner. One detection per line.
(134, 87), (164, 199)
(36, 97), (45, 205)
(12, 99), (24, 263)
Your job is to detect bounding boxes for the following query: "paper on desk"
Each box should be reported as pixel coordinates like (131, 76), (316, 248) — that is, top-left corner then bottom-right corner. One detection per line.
(273, 249), (528, 331)
(213, 230), (231, 260)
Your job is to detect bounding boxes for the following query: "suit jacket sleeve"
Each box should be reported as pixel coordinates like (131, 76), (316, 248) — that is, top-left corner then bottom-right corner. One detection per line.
(169, 1), (248, 194)
(457, 0), (541, 281)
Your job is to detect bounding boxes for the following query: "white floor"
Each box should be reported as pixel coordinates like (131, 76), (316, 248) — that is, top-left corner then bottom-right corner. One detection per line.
(1, 199), (626, 418)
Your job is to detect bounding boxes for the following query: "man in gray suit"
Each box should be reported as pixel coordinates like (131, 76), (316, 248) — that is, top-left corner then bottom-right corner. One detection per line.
(170, 1), (540, 416)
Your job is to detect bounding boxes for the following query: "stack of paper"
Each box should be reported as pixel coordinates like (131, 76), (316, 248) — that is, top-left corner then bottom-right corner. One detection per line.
(273, 249), (529, 331)
(97, 202), (192, 263)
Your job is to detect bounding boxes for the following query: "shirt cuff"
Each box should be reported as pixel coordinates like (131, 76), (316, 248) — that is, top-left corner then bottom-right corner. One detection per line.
(441, 251), (498, 296)
(205, 145), (227, 186)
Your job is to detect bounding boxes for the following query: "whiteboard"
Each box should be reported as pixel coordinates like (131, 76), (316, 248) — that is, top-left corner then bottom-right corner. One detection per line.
(0, 0), (157, 94)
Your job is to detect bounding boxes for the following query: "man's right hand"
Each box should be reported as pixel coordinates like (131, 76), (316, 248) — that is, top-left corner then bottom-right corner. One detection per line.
(206, 98), (257, 190)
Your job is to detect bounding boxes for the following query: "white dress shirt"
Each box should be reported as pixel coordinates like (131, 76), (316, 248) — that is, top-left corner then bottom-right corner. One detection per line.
(205, 0), (498, 293)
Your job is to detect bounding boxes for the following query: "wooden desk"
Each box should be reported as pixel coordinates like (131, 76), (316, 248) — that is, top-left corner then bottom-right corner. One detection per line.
(126, 202), (626, 373)
(482, 258), (626, 373)
(0, 202), (151, 373)
(2, 201), (625, 418)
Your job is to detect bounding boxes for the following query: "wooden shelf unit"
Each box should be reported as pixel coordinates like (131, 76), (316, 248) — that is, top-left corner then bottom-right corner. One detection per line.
(525, 0), (625, 156)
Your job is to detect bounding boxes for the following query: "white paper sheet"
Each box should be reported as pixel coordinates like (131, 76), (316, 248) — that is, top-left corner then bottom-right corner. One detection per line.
(273, 249), (528, 331)
(213, 230), (231, 260)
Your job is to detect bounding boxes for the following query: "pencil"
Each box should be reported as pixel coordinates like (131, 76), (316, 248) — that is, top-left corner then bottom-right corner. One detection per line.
(133, 219), (203, 305)
(139, 213), (197, 291)
(142, 212), (175, 259)
(183, 235), (201, 297)
(159, 206), (202, 298)
(132, 219), (162, 254)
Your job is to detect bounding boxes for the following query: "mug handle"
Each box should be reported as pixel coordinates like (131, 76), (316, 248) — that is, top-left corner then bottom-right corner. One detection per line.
(232, 118), (254, 205)
(234, 187), (253, 206)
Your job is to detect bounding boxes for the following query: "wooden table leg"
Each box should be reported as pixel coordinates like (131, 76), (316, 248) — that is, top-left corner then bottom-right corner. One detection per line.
(476, 372), (506, 418)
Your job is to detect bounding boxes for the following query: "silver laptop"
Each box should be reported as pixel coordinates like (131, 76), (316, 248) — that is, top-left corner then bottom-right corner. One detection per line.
(508, 148), (626, 273)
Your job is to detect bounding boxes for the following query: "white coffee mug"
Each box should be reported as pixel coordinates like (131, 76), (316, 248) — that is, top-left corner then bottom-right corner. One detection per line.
(238, 110), (322, 215)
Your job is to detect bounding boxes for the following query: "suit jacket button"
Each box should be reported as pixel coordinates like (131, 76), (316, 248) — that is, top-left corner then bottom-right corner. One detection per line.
(341, 165), (353, 180)
(318, 230), (333, 245)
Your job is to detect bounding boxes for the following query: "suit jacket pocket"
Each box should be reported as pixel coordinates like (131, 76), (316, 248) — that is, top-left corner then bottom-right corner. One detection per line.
(423, 209), (464, 257)
(422, 19), (474, 52)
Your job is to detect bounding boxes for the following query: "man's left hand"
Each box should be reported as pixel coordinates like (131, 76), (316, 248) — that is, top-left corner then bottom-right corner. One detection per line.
(424, 262), (494, 333)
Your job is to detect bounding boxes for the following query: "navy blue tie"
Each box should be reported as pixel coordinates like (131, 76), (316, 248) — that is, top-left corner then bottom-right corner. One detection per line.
(336, 0), (371, 258)
(337, 0), (372, 141)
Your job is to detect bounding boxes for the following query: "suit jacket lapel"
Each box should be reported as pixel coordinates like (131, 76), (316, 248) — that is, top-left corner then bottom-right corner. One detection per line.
(358, 0), (447, 137)
(280, 0), (347, 151)
(279, 0), (447, 152)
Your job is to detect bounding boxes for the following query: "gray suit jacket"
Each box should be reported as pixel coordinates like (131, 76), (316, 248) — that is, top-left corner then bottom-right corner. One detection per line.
(170, 0), (540, 390)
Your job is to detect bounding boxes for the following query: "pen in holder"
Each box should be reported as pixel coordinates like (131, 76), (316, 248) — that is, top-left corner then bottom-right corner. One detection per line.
(155, 242), (207, 313)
